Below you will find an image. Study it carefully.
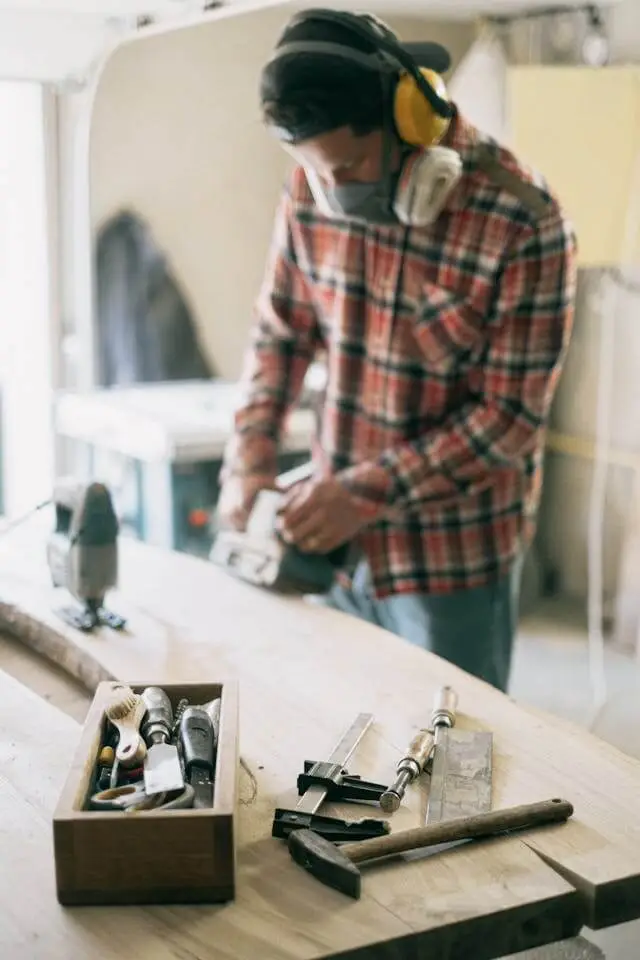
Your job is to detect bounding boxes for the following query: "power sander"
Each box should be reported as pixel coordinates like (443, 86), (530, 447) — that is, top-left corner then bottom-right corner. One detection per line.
(210, 463), (349, 594)
(46, 479), (127, 632)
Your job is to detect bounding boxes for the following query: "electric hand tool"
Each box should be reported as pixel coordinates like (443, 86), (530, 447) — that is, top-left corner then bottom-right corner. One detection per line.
(46, 478), (126, 631)
(210, 462), (350, 594)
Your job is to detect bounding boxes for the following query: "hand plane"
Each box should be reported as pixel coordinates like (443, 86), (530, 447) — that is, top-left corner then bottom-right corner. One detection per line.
(46, 479), (126, 632)
(210, 463), (349, 594)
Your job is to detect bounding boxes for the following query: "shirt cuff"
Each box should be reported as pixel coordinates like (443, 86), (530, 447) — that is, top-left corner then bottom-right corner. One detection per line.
(337, 448), (463, 515)
(334, 460), (399, 522)
(221, 433), (279, 482)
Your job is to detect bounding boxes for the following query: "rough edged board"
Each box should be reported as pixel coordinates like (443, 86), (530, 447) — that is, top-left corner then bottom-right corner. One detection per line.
(427, 729), (493, 823)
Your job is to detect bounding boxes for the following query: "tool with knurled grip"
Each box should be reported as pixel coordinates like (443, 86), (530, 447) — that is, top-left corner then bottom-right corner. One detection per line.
(272, 713), (391, 841)
(380, 684), (494, 823)
(380, 685), (457, 813)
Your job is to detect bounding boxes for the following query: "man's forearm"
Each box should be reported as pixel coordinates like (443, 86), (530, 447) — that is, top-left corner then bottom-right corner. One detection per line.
(222, 338), (316, 481)
(336, 394), (546, 517)
(221, 428), (280, 481)
(222, 183), (321, 481)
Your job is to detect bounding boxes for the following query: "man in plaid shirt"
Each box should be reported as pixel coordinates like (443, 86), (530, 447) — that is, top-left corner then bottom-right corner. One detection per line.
(219, 11), (577, 691)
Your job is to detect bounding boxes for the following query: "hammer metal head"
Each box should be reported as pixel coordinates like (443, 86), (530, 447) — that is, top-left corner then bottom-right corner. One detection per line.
(288, 829), (361, 899)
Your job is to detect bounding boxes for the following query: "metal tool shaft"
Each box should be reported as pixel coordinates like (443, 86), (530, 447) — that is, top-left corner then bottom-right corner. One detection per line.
(380, 728), (434, 813)
(426, 686), (460, 824)
(426, 730), (493, 824)
(141, 686), (173, 746)
(380, 686), (459, 813)
(295, 713), (373, 817)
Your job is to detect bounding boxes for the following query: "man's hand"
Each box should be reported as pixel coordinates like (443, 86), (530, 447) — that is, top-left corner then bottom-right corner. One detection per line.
(278, 476), (369, 553)
(217, 472), (276, 531)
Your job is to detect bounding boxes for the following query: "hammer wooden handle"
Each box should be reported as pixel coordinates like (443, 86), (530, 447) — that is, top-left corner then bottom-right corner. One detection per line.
(343, 798), (573, 864)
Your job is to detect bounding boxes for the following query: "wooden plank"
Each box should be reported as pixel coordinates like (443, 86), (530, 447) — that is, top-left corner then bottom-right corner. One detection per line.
(0, 667), (581, 960)
(2, 519), (626, 953)
(515, 703), (640, 929)
(4, 522), (638, 933)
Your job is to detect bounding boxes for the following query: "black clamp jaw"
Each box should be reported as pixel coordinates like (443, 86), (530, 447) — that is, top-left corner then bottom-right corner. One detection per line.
(297, 760), (388, 804)
(271, 759), (390, 841)
(272, 810), (390, 841)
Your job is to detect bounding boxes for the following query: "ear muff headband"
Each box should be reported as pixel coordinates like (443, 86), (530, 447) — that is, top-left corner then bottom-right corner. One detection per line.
(269, 8), (454, 126)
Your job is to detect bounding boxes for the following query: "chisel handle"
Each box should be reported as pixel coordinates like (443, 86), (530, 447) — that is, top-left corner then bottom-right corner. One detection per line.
(343, 798), (573, 864)
(406, 728), (435, 770)
(431, 685), (458, 729)
(379, 728), (435, 813)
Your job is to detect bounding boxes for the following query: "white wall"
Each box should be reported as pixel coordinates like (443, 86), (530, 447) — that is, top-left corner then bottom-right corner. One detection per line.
(539, 272), (640, 603)
(0, 83), (55, 515)
(537, 0), (640, 605)
(89, 6), (474, 378)
(609, 0), (640, 63)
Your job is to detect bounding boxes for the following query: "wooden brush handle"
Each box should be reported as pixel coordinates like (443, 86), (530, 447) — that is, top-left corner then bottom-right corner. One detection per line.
(115, 727), (146, 766)
(344, 799), (573, 865)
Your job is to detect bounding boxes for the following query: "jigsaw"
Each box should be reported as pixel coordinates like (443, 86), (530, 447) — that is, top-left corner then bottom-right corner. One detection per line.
(47, 478), (127, 632)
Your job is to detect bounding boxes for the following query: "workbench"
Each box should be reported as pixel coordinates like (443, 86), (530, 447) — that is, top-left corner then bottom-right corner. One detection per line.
(2, 517), (640, 960)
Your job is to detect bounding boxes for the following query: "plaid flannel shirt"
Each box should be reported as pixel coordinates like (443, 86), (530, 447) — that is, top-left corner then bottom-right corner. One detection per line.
(223, 112), (577, 598)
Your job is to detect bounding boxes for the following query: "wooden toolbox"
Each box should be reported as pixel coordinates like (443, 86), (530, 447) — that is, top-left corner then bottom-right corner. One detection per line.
(52, 679), (239, 906)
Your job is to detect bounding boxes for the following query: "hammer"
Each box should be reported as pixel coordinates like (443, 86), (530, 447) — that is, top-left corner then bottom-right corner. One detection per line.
(288, 798), (573, 899)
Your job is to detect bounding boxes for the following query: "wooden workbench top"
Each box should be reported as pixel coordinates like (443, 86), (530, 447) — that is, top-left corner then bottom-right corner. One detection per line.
(2, 517), (640, 960)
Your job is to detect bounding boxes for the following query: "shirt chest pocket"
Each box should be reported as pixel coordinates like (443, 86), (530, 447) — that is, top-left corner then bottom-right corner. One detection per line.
(398, 280), (487, 376)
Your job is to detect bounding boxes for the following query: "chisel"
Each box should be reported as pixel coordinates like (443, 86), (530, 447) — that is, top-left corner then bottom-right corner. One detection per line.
(380, 685), (457, 814)
(141, 687), (184, 796)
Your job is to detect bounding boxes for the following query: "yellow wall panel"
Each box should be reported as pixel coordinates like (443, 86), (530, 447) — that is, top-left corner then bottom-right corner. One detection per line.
(506, 66), (640, 267)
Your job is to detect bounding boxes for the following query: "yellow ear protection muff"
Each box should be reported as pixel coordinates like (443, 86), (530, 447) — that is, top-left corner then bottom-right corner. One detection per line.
(394, 66), (451, 148)
(267, 8), (455, 148)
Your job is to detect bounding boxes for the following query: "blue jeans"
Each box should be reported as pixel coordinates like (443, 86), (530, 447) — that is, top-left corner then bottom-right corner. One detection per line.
(319, 557), (524, 692)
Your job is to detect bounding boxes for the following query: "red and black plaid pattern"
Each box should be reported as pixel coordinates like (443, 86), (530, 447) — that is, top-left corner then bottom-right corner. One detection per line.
(224, 113), (577, 597)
